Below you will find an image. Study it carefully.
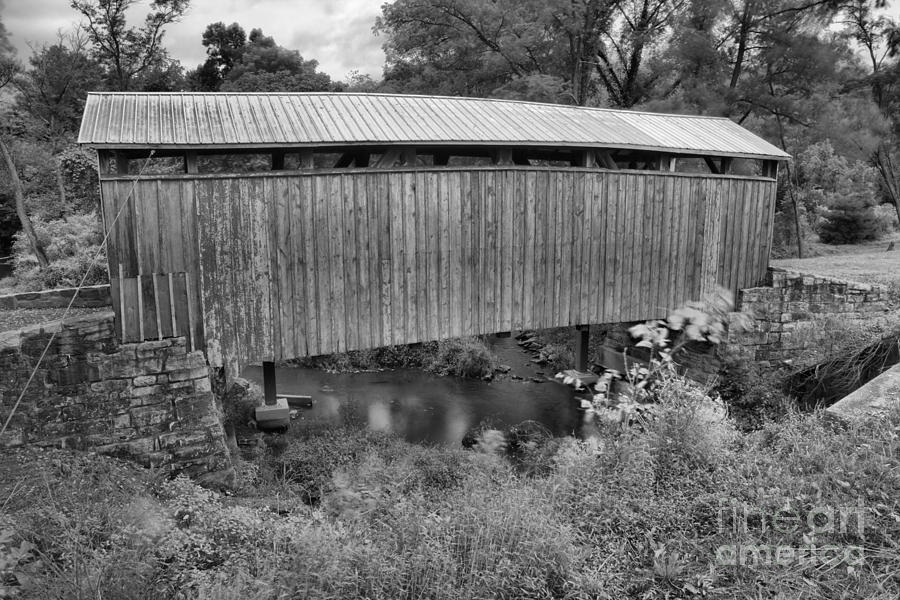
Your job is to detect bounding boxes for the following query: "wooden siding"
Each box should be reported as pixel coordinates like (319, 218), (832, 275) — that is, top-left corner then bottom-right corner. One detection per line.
(110, 272), (197, 350)
(100, 179), (204, 350)
(101, 168), (776, 371)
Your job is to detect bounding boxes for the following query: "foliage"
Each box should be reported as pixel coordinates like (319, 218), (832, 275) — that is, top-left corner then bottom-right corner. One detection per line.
(714, 359), (792, 430)
(428, 336), (497, 378)
(797, 141), (885, 244)
(290, 341), (439, 372)
(189, 25), (335, 93)
(13, 34), (102, 137)
(293, 337), (499, 379)
(594, 287), (740, 413)
(6, 400), (900, 599)
(9, 213), (107, 290)
(70, 0), (189, 91)
(57, 145), (100, 213)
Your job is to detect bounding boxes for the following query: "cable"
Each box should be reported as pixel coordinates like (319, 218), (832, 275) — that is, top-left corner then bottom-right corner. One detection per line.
(0, 150), (156, 440)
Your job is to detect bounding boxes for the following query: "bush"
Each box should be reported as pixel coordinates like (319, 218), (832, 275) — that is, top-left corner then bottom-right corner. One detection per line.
(4, 406), (900, 600)
(291, 341), (439, 372)
(818, 195), (882, 244)
(796, 141), (884, 245)
(10, 213), (107, 291)
(428, 337), (497, 378)
(714, 359), (792, 430)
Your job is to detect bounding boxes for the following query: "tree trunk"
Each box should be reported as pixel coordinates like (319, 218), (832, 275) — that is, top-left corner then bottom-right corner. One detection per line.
(56, 158), (67, 208)
(0, 135), (49, 267)
(872, 146), (900, 223)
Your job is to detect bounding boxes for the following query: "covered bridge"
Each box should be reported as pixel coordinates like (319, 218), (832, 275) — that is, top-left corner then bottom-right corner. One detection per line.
(78, 92), (789, 376)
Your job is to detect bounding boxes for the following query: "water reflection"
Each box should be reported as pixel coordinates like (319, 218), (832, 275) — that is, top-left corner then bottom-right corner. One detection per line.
(243, 366), (590, 446)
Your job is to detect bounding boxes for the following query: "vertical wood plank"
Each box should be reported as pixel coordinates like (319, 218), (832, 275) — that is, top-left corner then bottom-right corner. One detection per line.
(300, 176), (318, 356)
(341, 173), (359, 353)
(354, 175), (371, 350)
(449, 171), (463, 337)
(315, 175), (333, 354)
(390, 172), (405, 344)
(427, 171), (441, 340)
(522, 172), (535, 329)
(438, 172), (452, 339)
(501, 170), (514, 331)
(329, 176), (346, 352)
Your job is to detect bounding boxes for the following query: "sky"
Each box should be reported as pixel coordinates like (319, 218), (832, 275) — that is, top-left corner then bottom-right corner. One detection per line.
(1, 0), (388, 81)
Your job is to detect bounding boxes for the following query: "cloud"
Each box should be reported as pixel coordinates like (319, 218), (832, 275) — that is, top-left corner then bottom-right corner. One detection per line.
(2, 0), (387, 81)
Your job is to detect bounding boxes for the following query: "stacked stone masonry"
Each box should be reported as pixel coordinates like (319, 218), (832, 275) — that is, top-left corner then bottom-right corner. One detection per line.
(0, 311), (233, 487)
(724, 268), (892, 366)
(0, 284), (111, 309)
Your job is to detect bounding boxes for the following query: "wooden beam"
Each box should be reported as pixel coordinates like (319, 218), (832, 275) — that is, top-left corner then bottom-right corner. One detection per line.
(703, 156), (721, 174)
(114, 151), (130, 175)
(184, 151), (198, 174)
(595, 150), (618, 169)
(334, 152), (355, 168)
(720, 157), (733, 174)
(299, 149), (314, 169)
(374, 148), (402, 168)
(762, 160), (778, 179)
(401, 147), (416, 166)
(575, 325), (590, 371)
(492, 148), (514, 166)
(659, 154), (676, 172)
(263, 361), (277, 406)
(572, 150), (596, 168)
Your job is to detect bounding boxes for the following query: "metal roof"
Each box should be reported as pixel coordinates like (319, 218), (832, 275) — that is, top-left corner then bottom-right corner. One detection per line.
(78, 92), (791, 160)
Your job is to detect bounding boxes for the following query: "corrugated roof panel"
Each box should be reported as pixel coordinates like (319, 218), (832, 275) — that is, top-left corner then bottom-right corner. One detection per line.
(78, 92), (790, 160)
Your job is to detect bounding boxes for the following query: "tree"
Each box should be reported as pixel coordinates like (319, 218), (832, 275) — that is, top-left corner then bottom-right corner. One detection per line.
(189, 22), (247, 91)
(70, 0), (189, 91)
(376, 0), (601, 102)
(218, 28), (334, 93)
(593, 0), (685, 107)
(13, 33), (102, 138)
(0, 37), (49, 267)
(840, 0), (900, 222)
(797, 141), (884, 244)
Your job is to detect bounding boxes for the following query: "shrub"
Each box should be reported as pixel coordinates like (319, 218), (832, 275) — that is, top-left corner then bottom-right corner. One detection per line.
(428, 337), (497, 378)
(796, 141), (884, 245)
(290, 341), (439, 371)
(267, 427), (396, 503)
(10, 213), (107, 291)
(714, 359), (792, 430)
(645, 374), (738, 478)
(818, 195), (882, 244)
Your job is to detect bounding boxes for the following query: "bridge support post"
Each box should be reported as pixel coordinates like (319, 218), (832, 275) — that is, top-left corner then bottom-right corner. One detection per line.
(575, 325), (590, 371)
(263, 361), (277, 406)
(256, 360), (290, 431)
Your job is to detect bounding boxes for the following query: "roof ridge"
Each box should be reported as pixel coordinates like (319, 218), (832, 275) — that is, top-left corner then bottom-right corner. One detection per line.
(82, 91), (735, 122)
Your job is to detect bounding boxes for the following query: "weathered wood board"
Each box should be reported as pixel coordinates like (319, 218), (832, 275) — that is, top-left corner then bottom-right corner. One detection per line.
(101, 167), (776, 370)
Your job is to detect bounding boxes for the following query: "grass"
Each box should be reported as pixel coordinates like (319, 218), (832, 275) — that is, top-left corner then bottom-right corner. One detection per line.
(771, 231), (900, 291)
(772, 251), (900, 288)
(286, 336), (498, 378)
(3, 377), (899, 599)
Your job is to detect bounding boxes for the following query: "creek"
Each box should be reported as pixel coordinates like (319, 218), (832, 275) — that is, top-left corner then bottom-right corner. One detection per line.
(243, 336), (596, 445)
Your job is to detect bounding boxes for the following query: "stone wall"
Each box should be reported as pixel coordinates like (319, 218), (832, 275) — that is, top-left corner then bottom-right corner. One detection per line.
(0, 311), (233, 487)
(593, 267), (893, 379)
(725, 268), (892, 366)
(0, 284), (111, 309)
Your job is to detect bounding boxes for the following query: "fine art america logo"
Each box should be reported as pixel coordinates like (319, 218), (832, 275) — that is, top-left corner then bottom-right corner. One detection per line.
(715, 499), (866, 567)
